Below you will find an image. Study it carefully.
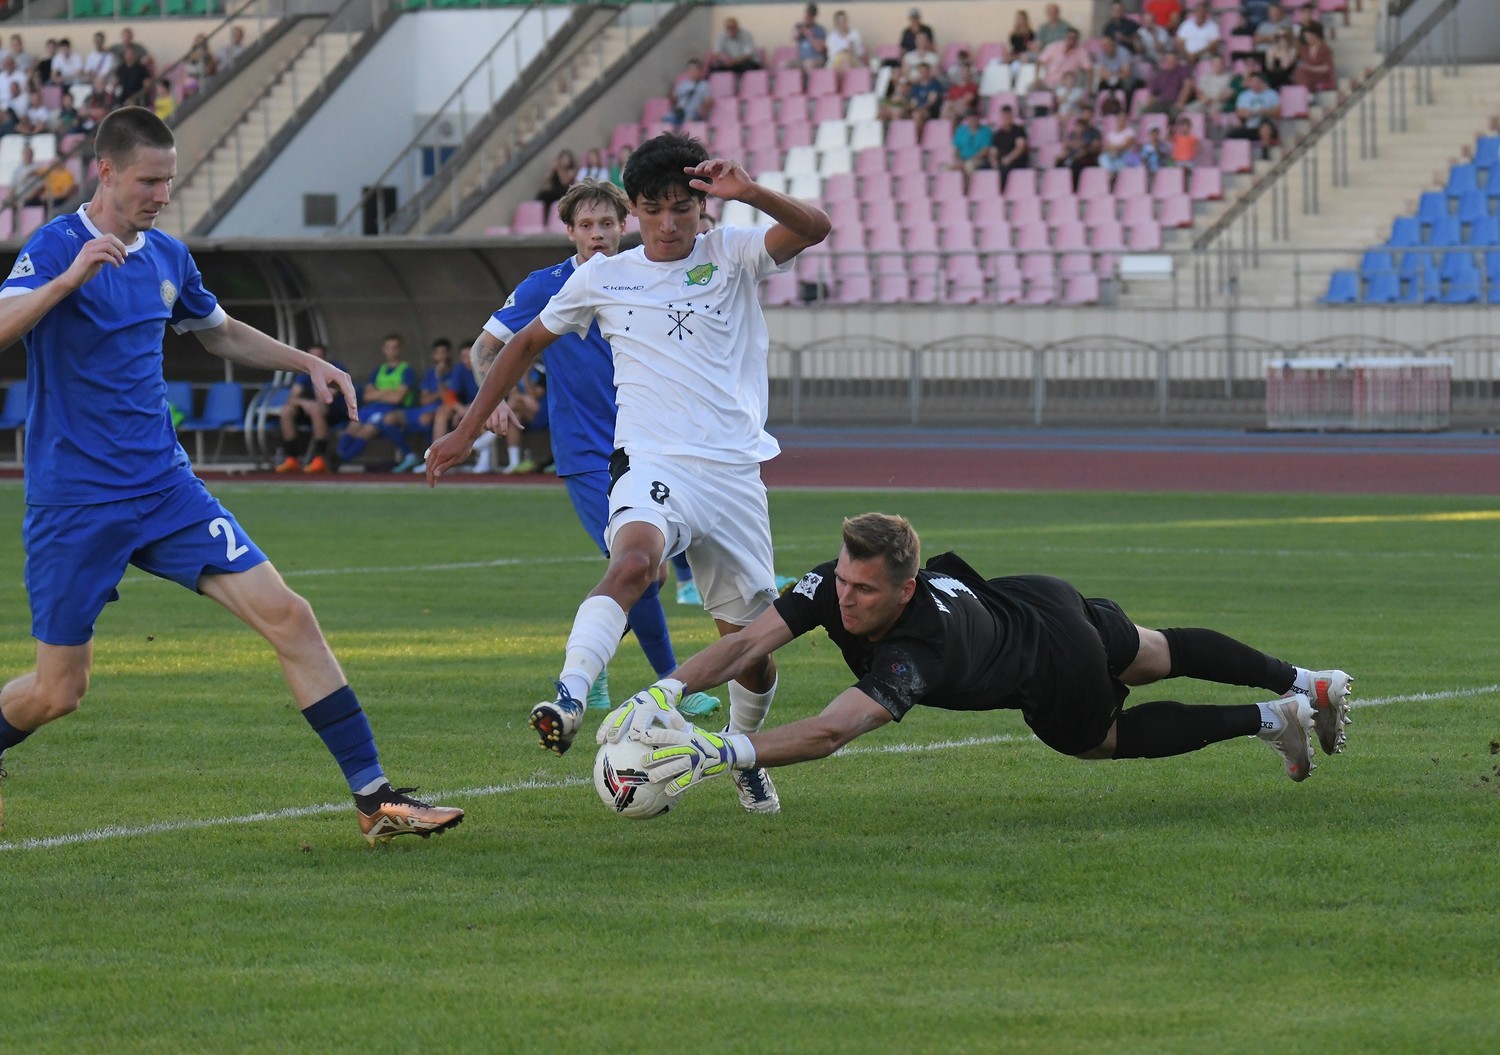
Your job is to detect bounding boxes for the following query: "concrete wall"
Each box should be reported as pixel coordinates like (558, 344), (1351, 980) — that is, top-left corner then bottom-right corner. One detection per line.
(210, 9), (572, 238)
(1386, 0), (1500, 65)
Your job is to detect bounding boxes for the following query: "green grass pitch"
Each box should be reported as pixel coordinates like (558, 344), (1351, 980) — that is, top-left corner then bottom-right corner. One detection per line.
(1, 481), (1498, 1054)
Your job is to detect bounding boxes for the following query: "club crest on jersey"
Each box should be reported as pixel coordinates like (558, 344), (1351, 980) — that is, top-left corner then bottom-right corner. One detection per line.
(683, 262), (718, 286)
(8, 253), (35, 279)
(793, 572), (822, 600)
(159, 279), (177, 308)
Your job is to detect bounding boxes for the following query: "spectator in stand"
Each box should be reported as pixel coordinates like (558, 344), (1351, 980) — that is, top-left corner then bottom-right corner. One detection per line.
(1135, 11), (1177, 64)
(793, 4), (829, 71)
(902, 31), (940, 76)
(50, 37), (84, 86)
(1229, 69), (1281, 157)
(668, 58), (713, 125)
(218, 25), (249, 70)
(577, 147), (609, 183)
(908, 62), (946, 140)
(826, 10), (867, 74)
(6, 34), (30, 76)
(709, 17), (760, 74)
(1171, 114), (1199, 172)
(274, 343), (349, 474)
(900, 8), (936, 53)
(1054, 69), (1090, 121)
(1176, 4), (1222, 60)
(949, 108), (992, 181)
(0, 55), (24, 102)
(153, 79), (176, 121)
(878, 67), (915, 122)
(1008, 8), (1037, 62)
(1262, 28), (1299, 90)
(1254, 4), (1293, 57)
(1139, 124), (1168, 174)
(536, 149), (578, 219)
(53, 94), (81, 135)
(83, 32), (115, 87)
(1094, 37), (1141, 110)
(945, 47), (975, 85)
(1193, 52), (1237, 114)
(989, 104), (1030, 190)
(9, 144), (45, 201)
(1241, 0), (1272, 27)
(1097, 97), (1138, 177)
(35, 40), (58, 87)
(1293, 24), (1335, 93)
(1057, 113), (1102, 189)
(940, 62), (979, 121)
(112, 44), (150, 106)
(607, 145), (630, 186)
(111, 28), (151, 70)
(1143, 0), (1183, 29)
(183, 35), (218, 96)
(1103, 2), (1143, 54)
(19, 88), (54, 135)
(0, 104), (15, 138)
(1038, 27), (1091, 91)
(1035, 3), (1074, 49)
(1143, 49), (1195, 116)
(3, 81), (26, 123)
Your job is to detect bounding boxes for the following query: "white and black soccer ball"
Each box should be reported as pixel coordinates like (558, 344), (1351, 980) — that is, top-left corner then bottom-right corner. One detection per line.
(594, 738), (674, 819)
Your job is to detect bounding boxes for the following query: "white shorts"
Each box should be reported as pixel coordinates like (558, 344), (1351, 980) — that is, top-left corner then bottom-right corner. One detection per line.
(605, 452), (777, 625)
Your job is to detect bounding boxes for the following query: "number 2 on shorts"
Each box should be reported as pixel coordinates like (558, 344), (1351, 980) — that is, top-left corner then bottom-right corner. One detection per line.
(209, 516), (250, 562)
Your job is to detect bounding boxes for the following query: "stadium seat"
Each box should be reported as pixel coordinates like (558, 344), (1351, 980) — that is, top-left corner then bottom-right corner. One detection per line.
(1080, 196), (1117, 226)
(1038, 167), (1073, 203)
(1468, 215), (1500, 246)
(942, 253), (987, 303)
(1386, 216), (1421, 248)
(1075, 166), (1111, 201)
(807, 67), (838, 97)
(0, 378), (25, 462)
(871, 252), (911, 302)
(1454, 190), (1489, 228)
(1475, 136), (1500, 171)
(178, 381), (245, 464)
(512, 200), (545, 234)
(1113, 168), (1148, 199)
(1360, 250), (1396, 279)
(1090, 220), (1127, 252)
(1445, 163), (1479, 198)
(939, 221), (977, 252)
(1425, 216), (1462, 247)
(1218, 138), (1253, 173)
(845, 93), (880, 123)
(1416, 191), (1450, 228)
(1486, 164), (1500, 199)
(847, 119), (883, 152)
(1150, 168), (1186, 200)
(1019, 253), (1056, 304)
(831, 254), (873, 304)
(930, 169), (964, 201)
(1278, 85), (1310, 120)
(885, 121), (918, 150)
(1127, 221), (1163, 251)
(841, 67), (874, 96)
(1322, 270), (1359, 304)
(1120, 195), (1155, 228)
(966, 169), (1000, 198)
(1158, 194), (1194, 228)
(760, 269), (800, 306)
(975, 220), (1011, 250)
(1189, 166), (1224, 201)
(739, 69), (770, 97)
(1363, 271), (1401, 303)
(819, 146), (853, 177)
(1061, 273), (1100, 304)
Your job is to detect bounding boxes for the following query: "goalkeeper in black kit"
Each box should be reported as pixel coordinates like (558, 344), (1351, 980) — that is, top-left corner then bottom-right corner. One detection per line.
(598, 512), (1353, 805)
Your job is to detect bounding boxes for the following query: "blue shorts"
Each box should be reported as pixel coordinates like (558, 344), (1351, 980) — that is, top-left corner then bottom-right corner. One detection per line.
(563, 469), (610, 556)
(23, 477), (269, 646)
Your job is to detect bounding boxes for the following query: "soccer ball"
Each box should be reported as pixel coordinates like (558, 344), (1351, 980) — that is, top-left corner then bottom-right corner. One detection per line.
(594, 738), (674, 819)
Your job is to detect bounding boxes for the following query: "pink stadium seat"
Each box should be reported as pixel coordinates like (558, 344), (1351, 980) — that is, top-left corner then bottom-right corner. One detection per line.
(1025, 90), (1055, 119)
(986, 92), (1021, 123)
(976, 221), (1012, 250)
(1090, 220), (1127, 251)
(861, 174), (897, 205)
(904, 223), (940, 254)
(1127, 221), (1163, 250)
(887, 149), (925, 175)
(833, 253), (873, 303)
(886, 121), (918, 150)
(760, 269), (800, 306)
(943, 252), (987, 304)
(1061, 273), (1101, 305)
(641, 97), (674, 124)
(744, 119), (778, 152)
(1158, 193), (1194, 228)
(991, 256), (1024, 304)
(826, 198), (861, 231)
(1059, 251), (1094, 275)
(901, 200), (935, 229)
(972, 197), (1007, 229)
(512, 200), (546, 234)
(740, 68), (770, 97)
(908, 251), (942, 300)
(809, 95), (843, 123)
(771, 45), (798, 69)
(935, 197), (969, 227)
(1151, 167), (1186, 200)
(873, 253), (911, 302)
(854, 146), (888, 177)
(1039, 167), (1074, 202)
(608, 122), (638, 153)
(741, 95), (775, 125)
(967, 169), (1001, 198)
(1053, 221), (1088, 250)
(1003, 168), (1038, 203)
(1032, 143), (1064, 168)
(931, 169), (965, 201)
(1047, 194), (1081, 225)
(975, 42), (1007, 66)
(830, 224), (867, 253)
(772, 68), (804, 97)
(782, 121), (813, 148)
(1075, 166), (1112, 201)
(1189, 166), (1224, 201)
(1318, 0), (1350, 24)
(1014, 221), (1050, 250)
(1029, 116), (1061, 146)
(894, 173), (929, 202)
(1113, 167), (1148, 199)
(920, 119), (953, 152)
(1280, 85), (1310, 120)
(1218, 138), (1253, 172)
(779, 94), (810, 123)
(1081, 196), (1117, 225)
(1178, 111), (1207, 139)
(866, 224), (902, 252)
(708, 71), (737, 98)
(744, 147), (783, 175)
(807, 67), (838, 97)
(841, 67), (874, 96)
(1020, 253), (1056, 304)
(940, 223), (977, 251)
(825, 171), (856, 200)
(682, 120), (709, 143)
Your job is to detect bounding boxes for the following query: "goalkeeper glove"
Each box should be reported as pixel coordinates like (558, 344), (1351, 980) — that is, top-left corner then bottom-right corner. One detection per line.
(641, 724), (743, 798)
(596, 679), (688, 746)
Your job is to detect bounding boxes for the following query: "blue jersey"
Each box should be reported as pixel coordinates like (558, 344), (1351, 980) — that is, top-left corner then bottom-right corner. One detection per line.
(450, 361), (479, 403)
(1, 207), (225, 506)
(484, 256), (615, 477)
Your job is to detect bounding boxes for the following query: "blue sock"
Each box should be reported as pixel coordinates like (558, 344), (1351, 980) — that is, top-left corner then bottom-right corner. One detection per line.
(337, 434), (367, 462)
(301, 686), (385, 794)
(628, 581), (678, 678)
(375, 422), (411, 457)
(0, 709), (33, 754)
(671, 553), (693, 582)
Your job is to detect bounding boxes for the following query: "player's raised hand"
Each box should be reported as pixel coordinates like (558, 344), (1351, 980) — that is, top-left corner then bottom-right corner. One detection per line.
(307, 359), (359, 423)
(642, 724), (739, 797)
(596, 681), (688, 746)
(61, 234), (127, 289)
(423, 429), (473, 487)
(685, 158), (754, 202)
(485, 400), (523, 437)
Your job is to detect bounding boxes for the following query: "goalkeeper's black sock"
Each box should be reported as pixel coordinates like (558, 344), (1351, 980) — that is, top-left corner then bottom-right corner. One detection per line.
(1159, 627), (1296, 694)
(1111, 701), (1260, 759)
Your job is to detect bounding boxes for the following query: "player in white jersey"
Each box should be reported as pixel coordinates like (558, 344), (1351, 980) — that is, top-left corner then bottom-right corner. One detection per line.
(426, 133), (829, 813)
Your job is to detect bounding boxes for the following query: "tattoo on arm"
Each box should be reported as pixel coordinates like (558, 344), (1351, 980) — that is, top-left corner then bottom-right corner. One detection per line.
(471, 333), (502, 385)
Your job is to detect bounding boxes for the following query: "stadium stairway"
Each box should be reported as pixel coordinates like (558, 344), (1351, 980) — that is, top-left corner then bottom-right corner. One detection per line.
(158, 17), (371, 238)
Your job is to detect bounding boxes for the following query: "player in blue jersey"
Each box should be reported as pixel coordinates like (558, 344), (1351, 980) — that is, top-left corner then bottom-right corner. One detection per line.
(0, 107), (463, 844)
(467, 178), (721, 719)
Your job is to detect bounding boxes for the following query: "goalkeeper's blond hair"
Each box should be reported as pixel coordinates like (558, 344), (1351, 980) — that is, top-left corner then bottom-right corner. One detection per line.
(557, 179), (629, 227)
(841, 513), (920, 586)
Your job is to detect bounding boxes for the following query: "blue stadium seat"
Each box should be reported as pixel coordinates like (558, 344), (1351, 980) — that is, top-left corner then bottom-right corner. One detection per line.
(1465, 215), (1500, 246)
(1455, 190), (1490, 227)
(1417, 191), (1450, 226)
(1406, 265), (1442, 303)
(1439, 250), (1478, 283)
(1359, 250), (1396, 278)
(1425, 216), (1462, 247)
(164, 380), (195, 426)
(1442, 277), (1482, 304)
(1386, 216), (1421, 247)
(178, 381), (245, 463)
(1486, 165), (1500, 198)
(1476, 136), (1500, 171)
(1323, 270), (1359, 304)
(1363, 271), (1402, 303)
(0, 379), (26, 462)
(1445, 164), (1478, 198)
(1485, 250), (1500, 279)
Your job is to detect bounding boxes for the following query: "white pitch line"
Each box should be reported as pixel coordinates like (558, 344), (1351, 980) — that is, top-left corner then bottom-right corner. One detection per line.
(3, 684), (1494, 853)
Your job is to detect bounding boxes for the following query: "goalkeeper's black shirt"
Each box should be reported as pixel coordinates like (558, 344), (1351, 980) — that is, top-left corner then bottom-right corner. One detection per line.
(773, 551), (1124, 723)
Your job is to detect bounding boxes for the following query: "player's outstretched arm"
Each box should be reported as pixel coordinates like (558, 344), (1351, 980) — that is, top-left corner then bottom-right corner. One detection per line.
(745, 688), (893, 767)
(195, 317), (359, 420)
(0, 234), (126, 346)
(671, 604), (797, 695)
(686, 158), (831, 264)
(424, 316), (560, 485)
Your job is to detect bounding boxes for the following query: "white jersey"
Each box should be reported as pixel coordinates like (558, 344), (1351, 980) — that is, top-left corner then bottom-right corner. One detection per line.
(538, 225), (788, 466)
